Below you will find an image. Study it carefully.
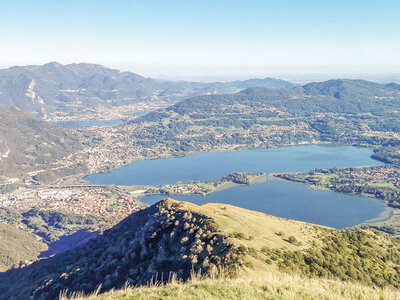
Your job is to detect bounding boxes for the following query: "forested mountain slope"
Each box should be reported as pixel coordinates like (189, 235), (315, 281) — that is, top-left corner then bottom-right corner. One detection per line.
(0, 106), (90, 183)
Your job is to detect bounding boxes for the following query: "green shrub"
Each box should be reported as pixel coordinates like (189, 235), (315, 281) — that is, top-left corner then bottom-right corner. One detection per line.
(232, 232), (245, 239)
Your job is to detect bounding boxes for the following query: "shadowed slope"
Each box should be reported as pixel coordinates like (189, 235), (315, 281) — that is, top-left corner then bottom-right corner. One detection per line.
(0, 199), (242, 299)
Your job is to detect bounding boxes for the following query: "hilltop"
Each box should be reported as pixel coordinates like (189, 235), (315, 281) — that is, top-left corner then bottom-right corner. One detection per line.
(1, 199), (399, 299)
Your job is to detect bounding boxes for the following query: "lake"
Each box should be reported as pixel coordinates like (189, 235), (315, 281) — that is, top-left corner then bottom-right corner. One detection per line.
(85, 145), (386, 229)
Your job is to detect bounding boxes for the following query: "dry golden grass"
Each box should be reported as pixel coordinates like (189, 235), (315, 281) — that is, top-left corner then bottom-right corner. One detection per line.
(0, 222), (47, 271)
(62, 199), (400, 300)
(173, 199), (330, 250)
(63, 270), (400, 300)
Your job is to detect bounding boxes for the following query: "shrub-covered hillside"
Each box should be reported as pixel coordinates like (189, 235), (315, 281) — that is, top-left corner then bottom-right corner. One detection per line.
(176, 201), (400, 288)
(0, 199), (243, 299)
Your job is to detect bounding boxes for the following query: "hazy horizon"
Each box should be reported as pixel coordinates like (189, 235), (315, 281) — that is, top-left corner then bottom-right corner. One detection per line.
(1, 0), (399, 82)
(0, 60), (399, 84)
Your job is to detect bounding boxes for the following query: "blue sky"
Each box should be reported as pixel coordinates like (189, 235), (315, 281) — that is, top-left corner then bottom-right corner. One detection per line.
(0, 0), (399, 79)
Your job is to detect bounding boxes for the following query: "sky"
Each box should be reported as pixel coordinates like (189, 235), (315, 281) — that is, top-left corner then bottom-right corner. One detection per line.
(0, 0), (399, 81)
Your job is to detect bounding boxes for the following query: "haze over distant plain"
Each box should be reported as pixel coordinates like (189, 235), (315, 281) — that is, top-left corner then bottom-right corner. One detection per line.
(0, 0), (399, 81)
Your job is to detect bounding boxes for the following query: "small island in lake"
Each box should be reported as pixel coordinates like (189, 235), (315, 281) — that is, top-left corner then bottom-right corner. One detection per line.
(145, 172), (266, 196)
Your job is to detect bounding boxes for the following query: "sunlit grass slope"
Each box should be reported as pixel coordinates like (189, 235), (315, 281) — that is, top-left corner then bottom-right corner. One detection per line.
(65, 274), (400, 300)
(66, 199), (400, 300)
(0, 222), (47, 271)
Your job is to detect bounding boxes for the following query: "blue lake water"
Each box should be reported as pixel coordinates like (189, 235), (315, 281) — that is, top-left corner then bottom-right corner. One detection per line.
(85, 145), (386, 229)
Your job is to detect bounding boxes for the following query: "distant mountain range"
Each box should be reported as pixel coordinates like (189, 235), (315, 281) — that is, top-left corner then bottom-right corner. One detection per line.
(301, 79), (400, 101)
(0, 62), (294, 120)
(140, 78), (400, 125)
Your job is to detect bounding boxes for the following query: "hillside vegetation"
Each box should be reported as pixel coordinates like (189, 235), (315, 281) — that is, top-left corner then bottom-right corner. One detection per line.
(0, 106), (95, 185)
(0, 199), (243, 299)
(0, 222), (47, 271)
(1, 199), (400, 299)
(175, 201), (400, 288)
(133, 80), (400, 149)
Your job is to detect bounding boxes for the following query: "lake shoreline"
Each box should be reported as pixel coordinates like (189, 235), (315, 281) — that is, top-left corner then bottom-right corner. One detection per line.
(362, 206), (394, 224)
(86, 145), (386, 230)
(269, 172), (399, 230)
(213, 173), (267, 193)
(143, 172), (267, 197)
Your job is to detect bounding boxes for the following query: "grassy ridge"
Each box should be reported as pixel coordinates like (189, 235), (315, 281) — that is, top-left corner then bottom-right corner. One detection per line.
(2, 199), (400, 299)
(65, 200), (400, 300)
(64, 273), (400, 300)
(175, 201), (400, 287)
(68, 200), (400, 299)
